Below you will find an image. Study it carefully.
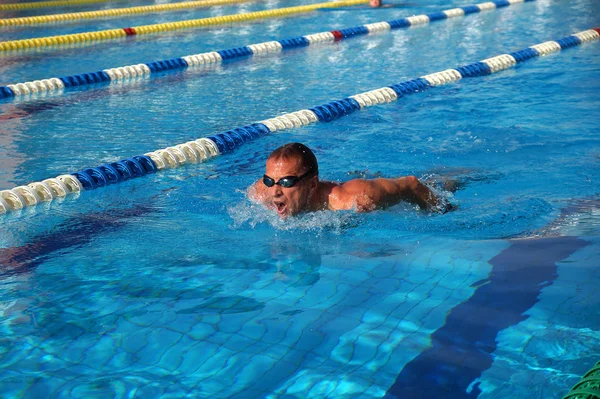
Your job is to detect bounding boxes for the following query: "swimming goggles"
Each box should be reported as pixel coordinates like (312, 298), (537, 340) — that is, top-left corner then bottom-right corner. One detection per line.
(263, 170), (314, 188)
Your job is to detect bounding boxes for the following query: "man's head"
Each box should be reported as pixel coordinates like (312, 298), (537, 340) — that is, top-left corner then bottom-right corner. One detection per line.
(263, 143), (319, 217)
(369, 0), (382, 7)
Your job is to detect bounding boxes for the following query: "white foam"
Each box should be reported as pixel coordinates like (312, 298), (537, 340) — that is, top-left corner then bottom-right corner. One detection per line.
(227, 199), (359, 234)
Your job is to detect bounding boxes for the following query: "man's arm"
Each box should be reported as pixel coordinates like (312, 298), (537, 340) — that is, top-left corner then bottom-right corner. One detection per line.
(330, 176), (443, 212)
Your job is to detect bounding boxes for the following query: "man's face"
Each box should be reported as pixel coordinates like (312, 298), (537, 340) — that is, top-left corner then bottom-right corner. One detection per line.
(369, 0), (382, 7)
(264, 156), (316, 217)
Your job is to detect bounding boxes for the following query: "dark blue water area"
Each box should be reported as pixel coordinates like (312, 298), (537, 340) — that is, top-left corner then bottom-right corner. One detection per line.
(385, 236), (588, 399)
(1, 0), (600, 398)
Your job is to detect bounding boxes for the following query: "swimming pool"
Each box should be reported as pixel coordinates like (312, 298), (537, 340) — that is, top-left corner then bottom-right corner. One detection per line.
(1, 0), (599, 397)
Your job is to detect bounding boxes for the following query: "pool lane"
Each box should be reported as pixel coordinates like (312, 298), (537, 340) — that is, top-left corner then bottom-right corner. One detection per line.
(2, 27), (598, 216)
(0, 0), (535, 100)
(384, 236), (588, 399)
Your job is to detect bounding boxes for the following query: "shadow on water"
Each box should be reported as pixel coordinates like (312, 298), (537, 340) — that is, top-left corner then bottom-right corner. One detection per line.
(167, 232), (326, 289)
(0, 204), (157, 278)
(177, 295), (266, 315)
(0, 64), (219, 122)
(525, 197), (600, 238)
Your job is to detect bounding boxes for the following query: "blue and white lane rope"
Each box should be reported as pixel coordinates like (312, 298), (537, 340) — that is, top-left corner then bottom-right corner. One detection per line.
(0, 0), (535, 101)
(0, 28), (598, 215)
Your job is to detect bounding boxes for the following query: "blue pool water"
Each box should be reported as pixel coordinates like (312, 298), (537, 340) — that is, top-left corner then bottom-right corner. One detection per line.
(1, 0), (599, 397)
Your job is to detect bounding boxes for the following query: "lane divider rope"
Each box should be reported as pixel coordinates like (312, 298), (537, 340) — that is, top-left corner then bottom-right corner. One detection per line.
(1, 0), (534, 100)
(0, 0), (368, 52)
(1, 28), (597, 215)
(0, 0), (122, 11)
(0, 0), (261, 27)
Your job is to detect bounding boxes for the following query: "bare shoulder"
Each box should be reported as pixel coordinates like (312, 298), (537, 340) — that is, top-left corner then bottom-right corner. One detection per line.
(327, 183), (354, 211)
(336, 178), (373, 192)
(328, 179), (378, 211)
(330, 179), (374, 196)
(336, 177), (411, 195)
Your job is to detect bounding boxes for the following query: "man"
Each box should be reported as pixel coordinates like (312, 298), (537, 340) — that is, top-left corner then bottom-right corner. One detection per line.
(248, 143), (447, 218)
(368, 0), (411, 8)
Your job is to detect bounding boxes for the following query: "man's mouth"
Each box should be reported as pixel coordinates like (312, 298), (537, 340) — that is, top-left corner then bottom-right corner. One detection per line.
(273, 201), (287, 215)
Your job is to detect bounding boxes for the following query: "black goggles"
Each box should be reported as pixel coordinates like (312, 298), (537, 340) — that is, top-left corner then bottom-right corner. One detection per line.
(263, 170), (314, 188)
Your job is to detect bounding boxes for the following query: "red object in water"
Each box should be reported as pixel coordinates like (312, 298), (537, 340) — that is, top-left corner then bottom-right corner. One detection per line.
(593, 28), (600, 35)
(331, 30), (343, 41)
(123, 28), (137, 36)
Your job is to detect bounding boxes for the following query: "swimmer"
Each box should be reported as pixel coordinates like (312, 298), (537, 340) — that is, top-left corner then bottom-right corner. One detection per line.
(369, 0), (411, 8)
(318, 1), (412, 11)
(248, 142), (449, 218)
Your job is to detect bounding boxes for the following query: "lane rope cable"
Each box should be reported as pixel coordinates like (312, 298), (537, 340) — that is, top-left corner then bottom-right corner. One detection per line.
(0, 0), (368, 52)
(0, 0), (264, 27)
(1, 0), (534, 100)
(0, 0), (124, 11)
(0, 28), (598, 215)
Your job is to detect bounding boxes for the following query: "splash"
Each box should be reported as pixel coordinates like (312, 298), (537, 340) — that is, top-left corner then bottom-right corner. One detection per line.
(227, 199), (359, 234)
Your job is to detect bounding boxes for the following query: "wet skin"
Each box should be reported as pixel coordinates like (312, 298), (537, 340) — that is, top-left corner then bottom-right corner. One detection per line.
(249, 156), (444, 218)
(259, 156), (319, 217)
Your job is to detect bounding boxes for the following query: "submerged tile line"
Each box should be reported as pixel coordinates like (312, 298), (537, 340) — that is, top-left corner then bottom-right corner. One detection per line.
(0, 0), (534, 100)
(311, 283), (441, 393)
(383, 236), (588, 399)
(0, 28), (598, 216)
(238, 280), (384, 395)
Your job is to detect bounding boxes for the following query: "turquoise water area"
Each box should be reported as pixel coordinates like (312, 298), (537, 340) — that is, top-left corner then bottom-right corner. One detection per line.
(0, 0), (599, 397)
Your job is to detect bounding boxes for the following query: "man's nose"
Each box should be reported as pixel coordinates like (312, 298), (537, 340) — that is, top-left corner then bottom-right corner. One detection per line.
(270, 185), (283, 197)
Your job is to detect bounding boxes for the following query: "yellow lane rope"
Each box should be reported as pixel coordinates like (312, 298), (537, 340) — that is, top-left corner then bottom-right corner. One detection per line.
(0, 0), (260, 27)
(0, 0), (121, 11)
(0, 0), (368, 52)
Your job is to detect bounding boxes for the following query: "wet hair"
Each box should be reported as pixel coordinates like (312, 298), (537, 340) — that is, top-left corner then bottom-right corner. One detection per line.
(268, 142), (319, 176)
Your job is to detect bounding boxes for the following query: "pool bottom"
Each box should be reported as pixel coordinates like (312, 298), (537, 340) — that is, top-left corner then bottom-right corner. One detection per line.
(0, 219), (598, 398)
